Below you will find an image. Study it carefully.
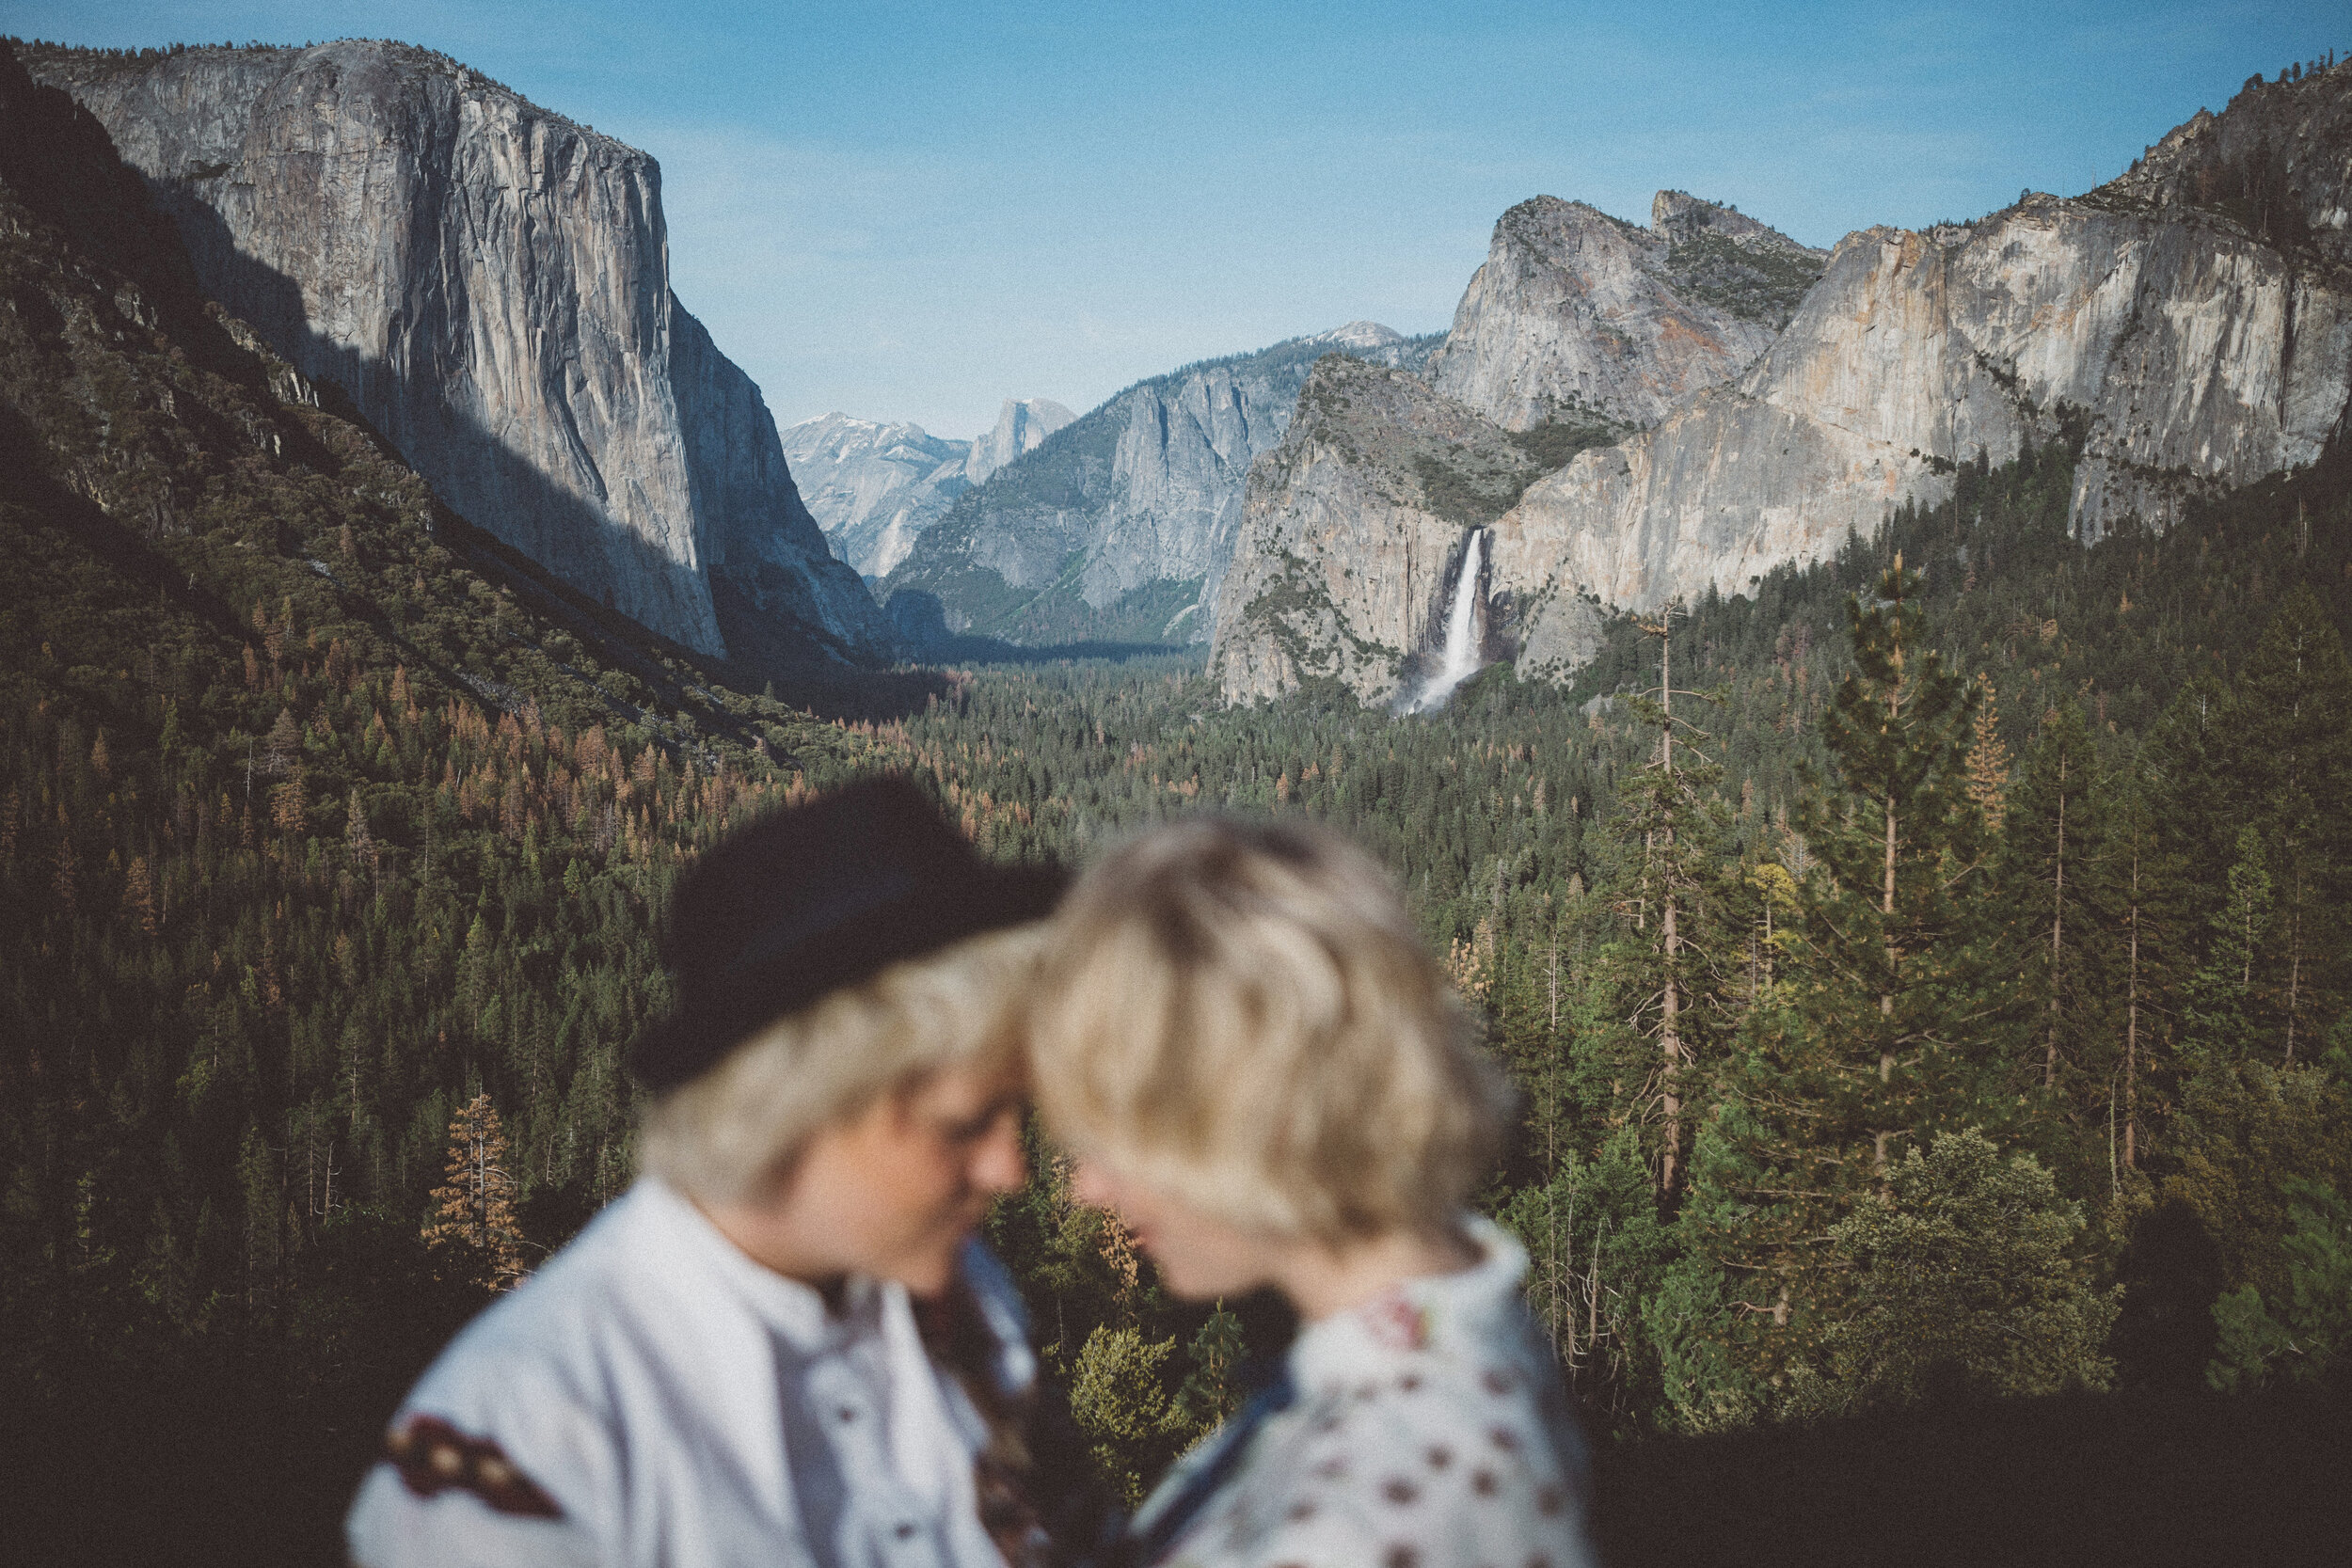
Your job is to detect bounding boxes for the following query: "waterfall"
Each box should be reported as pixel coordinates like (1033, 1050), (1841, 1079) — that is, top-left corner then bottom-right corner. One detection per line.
(1407, 529), (1486, 713)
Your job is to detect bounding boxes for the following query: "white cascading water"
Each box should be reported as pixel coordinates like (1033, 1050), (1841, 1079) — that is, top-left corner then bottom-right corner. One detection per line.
(1408, 529), (1486, 713)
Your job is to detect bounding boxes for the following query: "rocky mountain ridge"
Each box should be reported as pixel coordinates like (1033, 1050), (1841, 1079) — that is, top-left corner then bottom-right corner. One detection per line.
(962, 396), (1076, 485)
(1217, 65), (2352, 705)
(777, 413), (970, 579)
(1211, 191), (1820, 702)
(881, 322), (1438, 647)
(23, 38), (897, 675)
(781, 397), (1073, 579)
(1425, 192), (1826, 435)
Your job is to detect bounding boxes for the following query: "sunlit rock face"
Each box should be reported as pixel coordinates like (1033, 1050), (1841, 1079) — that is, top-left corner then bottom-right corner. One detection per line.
(1493, 123), (2352, 660)
(1426, 192), (1825, 433)
(32, 40), (897, 668)
(1213, 191), (1820, 704)
(1480, 69), (2352, 680)
(1211, 356), (1597, 705)
(962, 398), (1075, 485)
(780, 414), (973, 579)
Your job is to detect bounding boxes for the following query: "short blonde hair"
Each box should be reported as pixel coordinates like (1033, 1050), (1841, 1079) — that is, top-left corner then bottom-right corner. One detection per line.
(642, 924), (1042, 1205)
(1029, 818), (1508, 1243)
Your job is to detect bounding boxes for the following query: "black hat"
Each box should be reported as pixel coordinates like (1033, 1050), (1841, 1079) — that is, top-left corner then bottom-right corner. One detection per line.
(628, 775), (1065, 1093)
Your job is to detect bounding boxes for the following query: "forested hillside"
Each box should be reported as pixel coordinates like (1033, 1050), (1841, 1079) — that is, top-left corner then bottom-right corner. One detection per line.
(0, 51), (914, 1556)
(875, 427), (2352, 1448)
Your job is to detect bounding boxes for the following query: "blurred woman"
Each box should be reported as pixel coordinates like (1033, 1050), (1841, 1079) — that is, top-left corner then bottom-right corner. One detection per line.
(1029, 818), (1596, 1568)
(347, 777), (1068, 1568)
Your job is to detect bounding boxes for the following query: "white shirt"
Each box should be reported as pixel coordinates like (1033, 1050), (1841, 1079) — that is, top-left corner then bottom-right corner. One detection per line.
(1129, 1217), (1596, 1568)
(345, 1178), (1032, 1568)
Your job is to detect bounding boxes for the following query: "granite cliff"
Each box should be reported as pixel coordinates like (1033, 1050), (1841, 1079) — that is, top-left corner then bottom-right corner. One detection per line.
(1220, 66), (2352, 704)
(882, 324), (1437, 647)
(24, 39), (897, 672)
(1425, 192), (1825, 435)
(1211, 355), (1589, 704)
(962, 396), (1076, 484)
(1211, 192), (1810, 703)
(778, 398), (1072, 580)
(780, 414), (970, 579)
(1492, 66), (2352, 674)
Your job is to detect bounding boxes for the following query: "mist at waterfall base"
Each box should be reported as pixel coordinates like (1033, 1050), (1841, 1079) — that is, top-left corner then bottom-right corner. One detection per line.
(1404, 530), (1486, 714)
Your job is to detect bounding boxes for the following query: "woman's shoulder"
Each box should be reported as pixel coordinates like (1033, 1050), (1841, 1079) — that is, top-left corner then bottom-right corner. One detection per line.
(1182, 1367), (1587, 1568)
(1190, 1227), (1589, 1568)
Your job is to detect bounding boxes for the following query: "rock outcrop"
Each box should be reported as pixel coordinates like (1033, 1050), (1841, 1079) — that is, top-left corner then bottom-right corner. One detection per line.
(1492, 65), (2352, 668)
(962, 397), (1075, 484)
(882, 323), (1438, 646)
(1223, 66), (2352, 702)
(778, 414), (971, 578)
(1425, 194), (1825, 434)
(25, 40), (896, 670)
(1210, 356), (1597, 704)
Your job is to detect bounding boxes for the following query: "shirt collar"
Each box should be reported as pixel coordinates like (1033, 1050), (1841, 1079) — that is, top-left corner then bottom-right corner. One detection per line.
(1286, 1213), (1531, 1388)
(629, 1176), (888, 1353)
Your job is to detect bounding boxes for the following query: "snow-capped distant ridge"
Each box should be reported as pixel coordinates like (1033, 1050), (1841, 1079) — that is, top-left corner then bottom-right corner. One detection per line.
(778, 412), (973, 578)
(1304, 320), (1406, 350)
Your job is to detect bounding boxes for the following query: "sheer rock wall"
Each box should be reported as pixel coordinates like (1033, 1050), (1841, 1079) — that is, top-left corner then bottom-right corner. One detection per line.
(30, 40), (895, 667)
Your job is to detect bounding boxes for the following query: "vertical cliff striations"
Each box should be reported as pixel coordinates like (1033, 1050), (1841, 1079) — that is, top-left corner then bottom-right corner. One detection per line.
(24, 40), (896, 670)
(1492, 66), (2352, 672)
(1213, 194), (1812, 703)
(1223, 68), (2352, 703)
(1210, 356), (1596, 705)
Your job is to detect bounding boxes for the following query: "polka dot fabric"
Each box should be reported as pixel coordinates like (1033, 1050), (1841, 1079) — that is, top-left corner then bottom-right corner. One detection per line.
(1129, 1218), (1593, 1568)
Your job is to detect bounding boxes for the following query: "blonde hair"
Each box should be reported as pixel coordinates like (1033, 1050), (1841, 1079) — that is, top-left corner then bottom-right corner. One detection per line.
(1030, 818), (1508, 1243)
(642, 925), (1042, 1205)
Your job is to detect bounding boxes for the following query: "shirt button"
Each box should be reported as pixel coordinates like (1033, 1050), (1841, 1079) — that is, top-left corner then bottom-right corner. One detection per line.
(894, 1523), (916, 1540)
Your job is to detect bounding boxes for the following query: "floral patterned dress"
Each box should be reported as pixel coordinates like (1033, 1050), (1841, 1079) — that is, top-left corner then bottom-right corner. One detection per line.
(1127, 1217), (1593, 1568)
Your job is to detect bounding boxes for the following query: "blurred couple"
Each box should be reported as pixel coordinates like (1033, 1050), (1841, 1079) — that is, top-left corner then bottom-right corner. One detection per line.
(347, 777), (1595, 1568)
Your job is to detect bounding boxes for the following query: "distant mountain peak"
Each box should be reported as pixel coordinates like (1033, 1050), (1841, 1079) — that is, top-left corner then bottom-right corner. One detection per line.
(1305, 320), (1406, 349)
(964, 398), (1077, 485)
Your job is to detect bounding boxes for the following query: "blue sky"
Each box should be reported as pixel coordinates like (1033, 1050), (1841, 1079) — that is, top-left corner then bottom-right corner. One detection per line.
(7, 2), (2345, 437)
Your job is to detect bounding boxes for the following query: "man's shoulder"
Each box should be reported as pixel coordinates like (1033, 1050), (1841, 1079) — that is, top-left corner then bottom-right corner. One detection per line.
(412, 1190), (664, 1411)
(347, 1187), (705, 1566)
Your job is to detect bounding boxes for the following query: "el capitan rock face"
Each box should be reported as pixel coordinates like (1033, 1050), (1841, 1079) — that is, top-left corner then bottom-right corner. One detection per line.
(27, 40), (896, 670)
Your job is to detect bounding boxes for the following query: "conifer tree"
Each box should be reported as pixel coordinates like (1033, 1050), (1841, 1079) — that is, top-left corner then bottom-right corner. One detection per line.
(1692, 554), (1994, 1380)
(1790, 552), (1991, 1170)
(422, 1093), (526, 1291)
(1828, 1129), (2119, 1404)
(2105, 754), (2181, 1178)
(2221, 589), (2352, 1063)
(2184, 826), (2275, 1067)
(2001, 703), (2109, 1095)
(1609, 608), (1738, 1199)
(1963, 673), (2010, 835)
